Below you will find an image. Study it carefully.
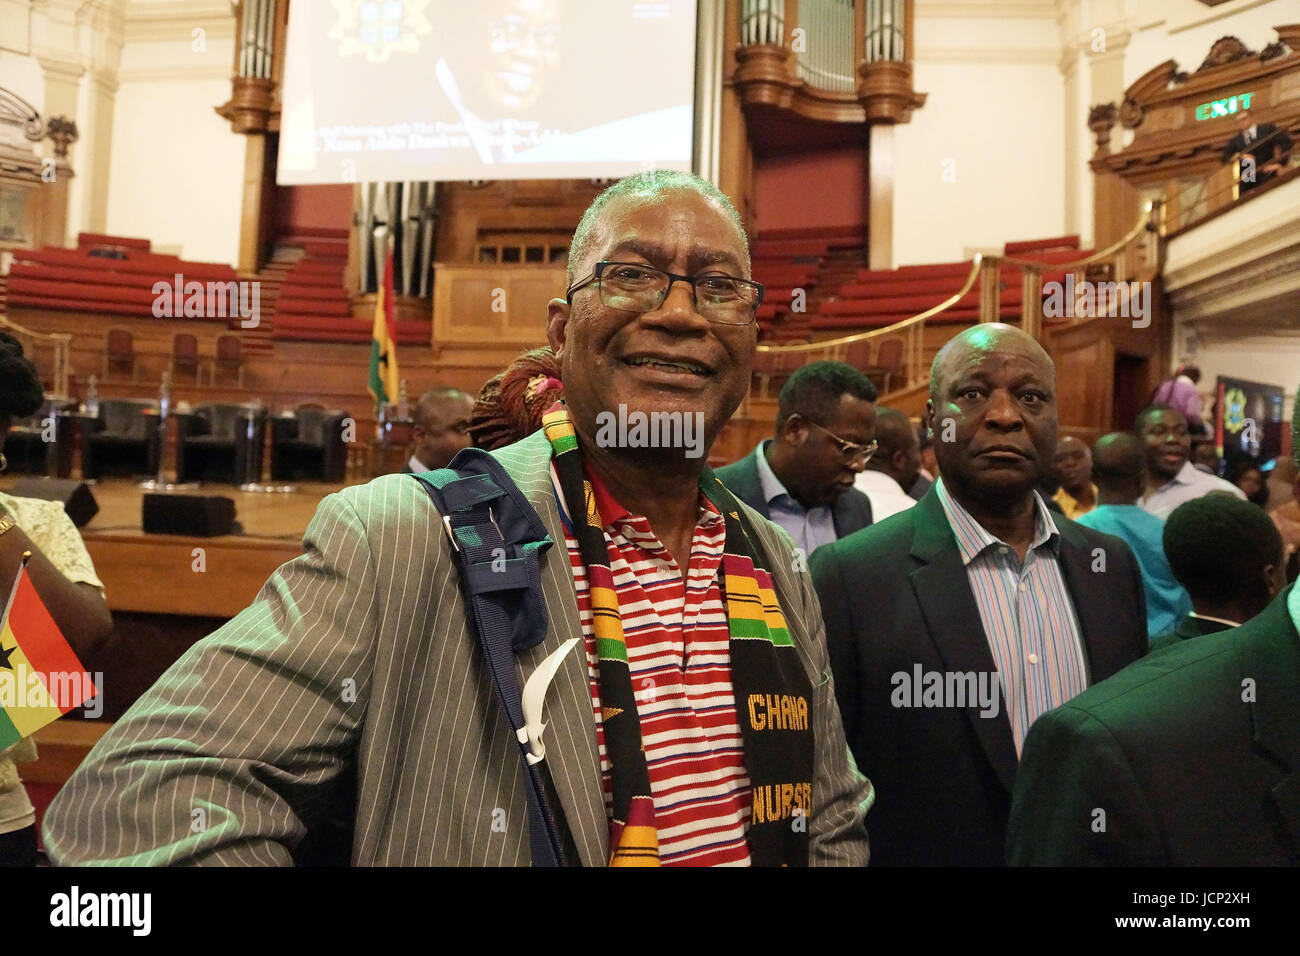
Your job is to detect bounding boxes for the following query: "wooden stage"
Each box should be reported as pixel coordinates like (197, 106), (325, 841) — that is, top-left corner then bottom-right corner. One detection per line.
(0, 475), (342, 619)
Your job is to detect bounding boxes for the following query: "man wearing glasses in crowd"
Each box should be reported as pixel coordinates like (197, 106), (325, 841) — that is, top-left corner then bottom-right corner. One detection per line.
(45, 170), (871, 867)
(716, 361), (879, 560)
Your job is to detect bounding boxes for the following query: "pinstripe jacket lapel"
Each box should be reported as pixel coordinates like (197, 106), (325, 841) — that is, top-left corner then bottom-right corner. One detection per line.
(498, 431), (608, 866)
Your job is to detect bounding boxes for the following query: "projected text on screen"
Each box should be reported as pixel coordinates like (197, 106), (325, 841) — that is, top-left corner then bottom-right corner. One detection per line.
(277, 0), (697, 185)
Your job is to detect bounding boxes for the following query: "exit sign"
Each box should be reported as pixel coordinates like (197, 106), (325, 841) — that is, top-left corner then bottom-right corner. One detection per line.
(1196, 91), (1255, 120)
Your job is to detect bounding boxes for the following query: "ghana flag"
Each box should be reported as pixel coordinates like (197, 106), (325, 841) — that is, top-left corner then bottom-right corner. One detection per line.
(0, 563), (96, 749)
(368, 240), (400, 414)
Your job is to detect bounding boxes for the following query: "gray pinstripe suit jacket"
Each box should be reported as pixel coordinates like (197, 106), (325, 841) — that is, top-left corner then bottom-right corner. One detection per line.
(43, 430), (873, 866)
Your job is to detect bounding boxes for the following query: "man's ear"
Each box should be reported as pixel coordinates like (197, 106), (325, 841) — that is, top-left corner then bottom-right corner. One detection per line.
(546, 297), (571, 360)
(1263, 559), (1283, 597)
(783, 413), (808, 447)
(924, 399), (935, 436)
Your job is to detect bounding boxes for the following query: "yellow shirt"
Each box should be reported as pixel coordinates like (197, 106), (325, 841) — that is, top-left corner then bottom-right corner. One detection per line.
(1053, 484), (1099, 520)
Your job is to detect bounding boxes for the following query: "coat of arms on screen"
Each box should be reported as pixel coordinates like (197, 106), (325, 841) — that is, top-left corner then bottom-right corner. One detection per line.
(329, 0), (433, 63)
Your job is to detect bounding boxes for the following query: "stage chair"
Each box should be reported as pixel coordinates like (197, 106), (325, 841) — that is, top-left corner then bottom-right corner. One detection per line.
(271, 405), (348, 483)
(866, 336), (905, 395)
(211, 333), (245, 387)
(104, 328), (136, 382)
(2, 396), (77, 475)
(80, 398), (161, 480)
(171, 333), (201, 383)
(175, 403), (267, 485)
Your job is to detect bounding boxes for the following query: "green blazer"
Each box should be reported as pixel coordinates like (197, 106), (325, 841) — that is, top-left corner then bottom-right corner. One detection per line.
(1008, 584), (1300, 865)
(42, 429), (872, 866)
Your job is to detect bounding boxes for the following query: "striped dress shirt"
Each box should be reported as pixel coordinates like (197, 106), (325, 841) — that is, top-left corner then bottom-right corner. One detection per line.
(934, 478), (1089, 753)
(557, 465), (752, 866)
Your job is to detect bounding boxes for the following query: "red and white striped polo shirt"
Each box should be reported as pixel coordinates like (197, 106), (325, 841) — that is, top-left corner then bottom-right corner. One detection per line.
(554, 464), (752, 866)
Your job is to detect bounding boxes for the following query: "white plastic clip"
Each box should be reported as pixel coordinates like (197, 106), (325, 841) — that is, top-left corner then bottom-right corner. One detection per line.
(520, 637), (580, 765)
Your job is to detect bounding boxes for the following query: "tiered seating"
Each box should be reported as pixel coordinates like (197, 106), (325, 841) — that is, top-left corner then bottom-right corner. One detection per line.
(809, 261), (999, 332)
(8, 235), (241, 319)
(749, 226), (867, 338)
(1002, 234), (1092, 325)
(271, 230), (427, 346)
(803, 235), (1095, 335)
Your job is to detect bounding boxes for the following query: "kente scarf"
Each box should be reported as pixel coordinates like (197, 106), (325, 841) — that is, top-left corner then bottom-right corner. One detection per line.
(542, 404), (815, 867)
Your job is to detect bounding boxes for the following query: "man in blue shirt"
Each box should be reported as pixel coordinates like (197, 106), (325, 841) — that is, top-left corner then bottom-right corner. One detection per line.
(1075, 432), (1191, 641)
(715, 361), (876, 559)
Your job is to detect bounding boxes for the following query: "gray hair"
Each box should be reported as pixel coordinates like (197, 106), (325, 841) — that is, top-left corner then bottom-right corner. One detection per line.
(567, 170), (749, 287)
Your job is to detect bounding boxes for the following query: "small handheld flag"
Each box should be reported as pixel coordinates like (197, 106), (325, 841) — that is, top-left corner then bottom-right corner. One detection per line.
(0, 557), (97, 749)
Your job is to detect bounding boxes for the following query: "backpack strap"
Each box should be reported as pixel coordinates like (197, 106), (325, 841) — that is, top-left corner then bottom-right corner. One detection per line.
(411, 448), (569, 867)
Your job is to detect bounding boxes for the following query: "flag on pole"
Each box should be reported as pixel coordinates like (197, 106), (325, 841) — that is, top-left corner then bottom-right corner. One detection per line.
(0, 560), (96, 749)
(368, 238), (400, 413)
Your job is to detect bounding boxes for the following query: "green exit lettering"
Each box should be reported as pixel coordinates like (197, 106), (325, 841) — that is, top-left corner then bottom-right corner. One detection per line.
(1195, 91), (1255, 121)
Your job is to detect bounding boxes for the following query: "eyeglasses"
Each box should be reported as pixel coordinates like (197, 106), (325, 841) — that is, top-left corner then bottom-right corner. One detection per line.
(565, 261), (764, 326)
(805, 419), (878, 466)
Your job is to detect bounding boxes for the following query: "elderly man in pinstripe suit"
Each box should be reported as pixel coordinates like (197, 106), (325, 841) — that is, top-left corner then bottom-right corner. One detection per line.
(43, 171), (871, 867)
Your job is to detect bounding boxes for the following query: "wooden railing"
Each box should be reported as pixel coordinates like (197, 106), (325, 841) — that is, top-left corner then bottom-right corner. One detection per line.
(754, 255), (983, 393)
(1, 314), (71, 396)
(980, 199), (1162, 338)
(753, 199), (1163, 395)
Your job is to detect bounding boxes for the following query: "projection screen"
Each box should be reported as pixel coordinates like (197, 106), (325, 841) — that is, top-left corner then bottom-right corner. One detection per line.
(277, 0), (698, 185)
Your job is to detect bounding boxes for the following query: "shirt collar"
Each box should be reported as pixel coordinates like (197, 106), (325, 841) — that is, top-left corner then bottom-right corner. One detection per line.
(1153, 459), (1199, 493)
(1188, 611), (1242, 628)
(1170, 460), (1198, 487)
(1289, 582), (1300, 637)
(581, 460), (723, 537)
(935, 476), (1061, 566)
(754, 440), (795, 508)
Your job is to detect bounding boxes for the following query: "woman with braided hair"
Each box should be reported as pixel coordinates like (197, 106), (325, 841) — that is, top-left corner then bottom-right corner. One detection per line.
(0, 332), (112, 865)
(468, 346), (564, 450)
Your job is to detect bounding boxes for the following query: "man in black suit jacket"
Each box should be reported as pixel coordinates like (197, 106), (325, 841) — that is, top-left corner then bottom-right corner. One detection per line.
(716, 361), (876, 559)
(1221, 109), (1293, 193)
(1009, 392), (1300, 865)
(810, 324), (1147, 865)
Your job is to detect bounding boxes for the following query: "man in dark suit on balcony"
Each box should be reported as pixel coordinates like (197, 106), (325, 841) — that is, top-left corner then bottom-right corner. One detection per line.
(1221, 108), (1292, 194)
(810, 324), (1147, 866)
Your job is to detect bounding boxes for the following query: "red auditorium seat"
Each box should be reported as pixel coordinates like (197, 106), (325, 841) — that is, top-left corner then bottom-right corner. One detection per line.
(213, 333), (244, 387)
(104, 327), (136, 381)
(843, 339), (871, 370)
(867, 337), (904, 393)
(171, 332), (200, 382)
